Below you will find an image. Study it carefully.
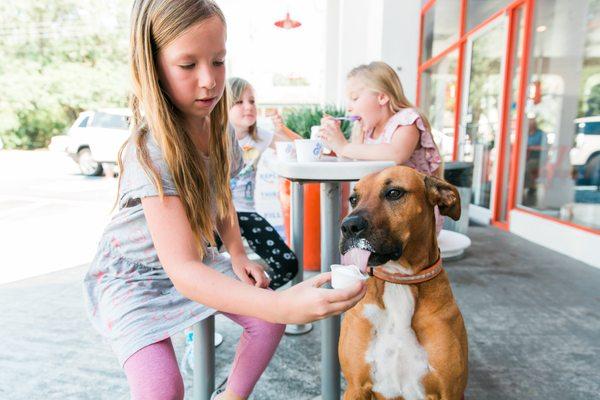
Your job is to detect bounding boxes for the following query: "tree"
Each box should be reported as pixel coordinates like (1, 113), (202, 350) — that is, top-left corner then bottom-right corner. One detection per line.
(0, 0), (131, 149)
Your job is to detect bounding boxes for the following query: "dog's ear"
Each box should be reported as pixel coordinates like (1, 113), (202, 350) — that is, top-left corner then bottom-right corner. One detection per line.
(424, 175), (461, 221)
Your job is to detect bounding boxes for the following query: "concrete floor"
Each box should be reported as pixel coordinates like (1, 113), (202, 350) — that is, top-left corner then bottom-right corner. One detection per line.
(0, 226), (599, 399)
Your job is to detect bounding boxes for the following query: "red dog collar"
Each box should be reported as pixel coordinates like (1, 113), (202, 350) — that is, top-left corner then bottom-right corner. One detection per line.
(368, 256), (443, 285)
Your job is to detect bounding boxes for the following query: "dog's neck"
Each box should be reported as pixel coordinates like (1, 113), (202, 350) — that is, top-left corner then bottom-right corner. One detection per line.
(385, 227), (438, 275)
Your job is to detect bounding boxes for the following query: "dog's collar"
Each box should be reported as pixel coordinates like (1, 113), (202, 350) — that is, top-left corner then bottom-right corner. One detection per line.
(367, 254), (443, 285)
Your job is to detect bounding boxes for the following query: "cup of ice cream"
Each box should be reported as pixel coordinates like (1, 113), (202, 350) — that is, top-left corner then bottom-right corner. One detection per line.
(275, 141), (296, 161)
(294, 139), (323, 162)
(310, 125), (332, 154)
(330, 264), (368, 289)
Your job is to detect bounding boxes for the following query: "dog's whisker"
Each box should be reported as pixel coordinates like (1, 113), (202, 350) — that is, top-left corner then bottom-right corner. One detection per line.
(356, 238), (375, 252)
(342, 238), (375, 254)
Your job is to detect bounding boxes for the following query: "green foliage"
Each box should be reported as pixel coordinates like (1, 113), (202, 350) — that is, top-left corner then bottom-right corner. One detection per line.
(7, 109), (68, 149)
(0, 0), (130, 149)
(282, 105), (353, 139)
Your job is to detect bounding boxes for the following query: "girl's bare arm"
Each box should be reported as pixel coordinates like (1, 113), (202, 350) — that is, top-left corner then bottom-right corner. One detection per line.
(143, 196), (274, 317)
(339, 125), (420, 164)
(142, 196), (367, 324)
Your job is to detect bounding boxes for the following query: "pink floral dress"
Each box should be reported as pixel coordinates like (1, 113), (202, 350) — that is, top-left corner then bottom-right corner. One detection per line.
(364, 108), (444, 234)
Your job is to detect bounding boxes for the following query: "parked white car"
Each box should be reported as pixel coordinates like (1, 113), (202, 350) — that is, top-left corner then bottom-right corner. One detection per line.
(65, 109), (131, 176)
(570, 116), (600, 186)
(48, 134), (70, 153)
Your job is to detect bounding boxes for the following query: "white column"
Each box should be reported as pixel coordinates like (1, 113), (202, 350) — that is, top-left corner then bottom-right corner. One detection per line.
(323, 0), (421, 106)
(324, 0), (341, 104)
(380, 0), (421, 102)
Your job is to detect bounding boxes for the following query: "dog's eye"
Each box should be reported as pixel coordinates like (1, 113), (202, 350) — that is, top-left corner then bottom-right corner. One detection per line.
(385, 188), (405, 200)
(349, 195), (358, 207)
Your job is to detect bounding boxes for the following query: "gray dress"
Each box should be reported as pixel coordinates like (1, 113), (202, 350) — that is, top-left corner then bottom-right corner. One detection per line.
(83, 131), (243, 366)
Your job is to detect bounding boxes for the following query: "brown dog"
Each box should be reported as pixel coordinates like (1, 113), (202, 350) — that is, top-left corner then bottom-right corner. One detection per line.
(338, 166), (468, 400)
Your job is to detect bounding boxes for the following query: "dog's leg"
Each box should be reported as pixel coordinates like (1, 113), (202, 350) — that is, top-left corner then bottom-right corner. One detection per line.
(343, 386), (372, 400)
(340, 310), (374, 400)
(371, 392), (389, 400)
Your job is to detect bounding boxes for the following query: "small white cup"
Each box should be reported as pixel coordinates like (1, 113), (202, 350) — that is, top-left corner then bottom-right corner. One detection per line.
(275, 141), (296, 161)
(294, 139), (323, 162)
(310, 125), (331, 154)
(330, 264), (368, 289)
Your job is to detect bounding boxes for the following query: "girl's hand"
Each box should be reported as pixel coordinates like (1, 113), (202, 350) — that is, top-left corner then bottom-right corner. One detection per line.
(274, 272), (367, 324)
(320, 114), (348, 155)
(350, 119), (365, 144)
(271, 111), (285, 134)
(231, 255), (270, 288)
(270, 110), (302, 142)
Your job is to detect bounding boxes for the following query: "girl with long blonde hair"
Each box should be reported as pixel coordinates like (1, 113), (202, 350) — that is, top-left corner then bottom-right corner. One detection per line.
(319, 61), (445, 233)
(83, 1), (366, 399)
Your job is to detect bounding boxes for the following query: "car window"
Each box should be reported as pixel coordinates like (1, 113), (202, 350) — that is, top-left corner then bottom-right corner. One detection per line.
(576, 120), (600, 135)
(90, 112), (130, 130)
(78, 116), (89, 128)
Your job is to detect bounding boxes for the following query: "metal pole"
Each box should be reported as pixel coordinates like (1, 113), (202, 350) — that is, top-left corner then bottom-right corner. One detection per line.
(285, 181), (313, 335)
(193, 316), (215, 400)
(320, 181), (341, 400)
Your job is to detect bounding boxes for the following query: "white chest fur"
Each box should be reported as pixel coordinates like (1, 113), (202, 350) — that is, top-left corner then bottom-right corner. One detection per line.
(362, 282), (430, 400)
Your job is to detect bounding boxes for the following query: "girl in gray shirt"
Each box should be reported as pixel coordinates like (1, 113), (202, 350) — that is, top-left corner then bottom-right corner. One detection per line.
(83, 1), (365, 399)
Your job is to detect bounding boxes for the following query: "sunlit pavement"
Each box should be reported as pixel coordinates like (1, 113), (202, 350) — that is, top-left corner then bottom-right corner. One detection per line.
(0, 150), (116, 284)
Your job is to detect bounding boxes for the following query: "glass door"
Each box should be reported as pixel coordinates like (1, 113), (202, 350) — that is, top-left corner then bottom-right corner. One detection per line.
(459, 17), (508, 223)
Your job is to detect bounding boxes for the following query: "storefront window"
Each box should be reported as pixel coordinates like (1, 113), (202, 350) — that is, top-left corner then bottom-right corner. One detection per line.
(421, 0), (461, 62)
(461, 21), (507, 209)
(466, 0), (512, 32)
(420, 51), (458, 161)
(520, 0), (600, 230)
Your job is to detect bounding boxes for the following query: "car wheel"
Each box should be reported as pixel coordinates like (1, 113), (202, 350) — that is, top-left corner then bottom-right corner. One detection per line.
(584, 153), (600, 187)
(77, 147), (103, 176)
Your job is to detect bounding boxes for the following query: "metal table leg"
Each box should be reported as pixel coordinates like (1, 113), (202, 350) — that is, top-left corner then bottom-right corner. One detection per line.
(320, 181), (341, 400)
(285, 181), (313, 335)
(193, 316), (215, 400)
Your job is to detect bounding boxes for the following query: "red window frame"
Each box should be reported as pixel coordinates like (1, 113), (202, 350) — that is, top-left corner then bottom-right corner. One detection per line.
(417, 0), (600, 235)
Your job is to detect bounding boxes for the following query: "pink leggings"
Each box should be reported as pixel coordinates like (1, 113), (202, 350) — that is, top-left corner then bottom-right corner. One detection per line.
(123, 312), (285, 399)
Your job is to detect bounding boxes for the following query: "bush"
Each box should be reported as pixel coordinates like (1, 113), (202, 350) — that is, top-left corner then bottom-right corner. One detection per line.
(282, 105), (353, 139)
(9, 109), (69, 149)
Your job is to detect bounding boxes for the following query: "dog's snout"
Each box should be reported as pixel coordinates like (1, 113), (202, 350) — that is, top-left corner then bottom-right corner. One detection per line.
(341, 215), (368, 238)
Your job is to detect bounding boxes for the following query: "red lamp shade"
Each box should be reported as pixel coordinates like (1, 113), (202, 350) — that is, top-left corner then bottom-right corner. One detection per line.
(275, 12), (301, 29)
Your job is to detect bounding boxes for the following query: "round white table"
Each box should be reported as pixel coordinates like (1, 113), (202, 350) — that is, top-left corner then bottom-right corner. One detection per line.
(438, 229), (472, 260)
(267, 156), (394, 400)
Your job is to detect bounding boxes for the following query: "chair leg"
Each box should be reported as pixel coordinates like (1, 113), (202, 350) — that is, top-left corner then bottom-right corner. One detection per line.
(193, 316), (215, 400)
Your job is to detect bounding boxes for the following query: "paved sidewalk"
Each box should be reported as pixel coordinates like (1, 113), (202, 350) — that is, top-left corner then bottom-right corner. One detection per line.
(0, 150), (116, 284)
(1, 226), (599, 399)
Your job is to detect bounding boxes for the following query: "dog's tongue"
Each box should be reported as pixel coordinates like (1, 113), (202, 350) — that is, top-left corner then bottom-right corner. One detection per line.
(341, 248), (371, 273)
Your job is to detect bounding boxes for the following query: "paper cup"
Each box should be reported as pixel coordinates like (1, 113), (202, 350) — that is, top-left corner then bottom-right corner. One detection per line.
(275, 141), (296, 161)
(330, 264), (368, 289)
(294, 139), (323, 162)
(310, 125), (331, 154)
